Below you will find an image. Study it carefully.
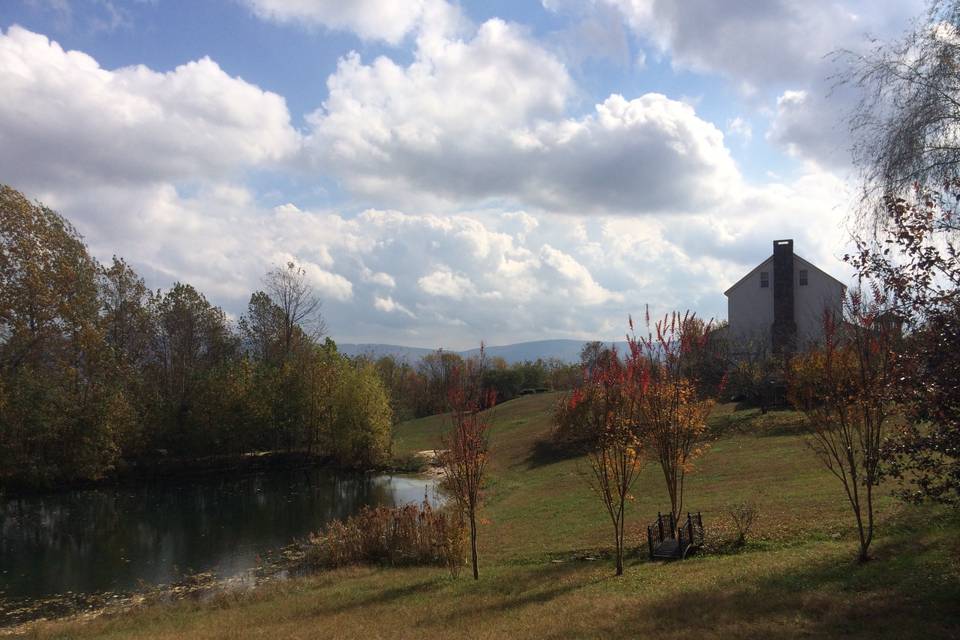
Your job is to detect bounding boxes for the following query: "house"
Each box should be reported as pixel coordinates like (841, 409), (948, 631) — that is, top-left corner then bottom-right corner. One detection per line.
(724, 239), (846, 354)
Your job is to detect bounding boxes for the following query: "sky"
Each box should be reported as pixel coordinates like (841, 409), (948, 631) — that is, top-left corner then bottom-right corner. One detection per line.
(0, 0), (927, 349)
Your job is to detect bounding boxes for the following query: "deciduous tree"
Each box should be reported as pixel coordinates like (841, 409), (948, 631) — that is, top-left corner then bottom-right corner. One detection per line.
(788, 293), (899, 561)
(264, 262), (325, 359)
(149, 283), (238, 453)
(440, 348), (492, 580)
(840, 1), (960, 506)
(556, 349), (646, 576)
(0, 185), (134, 485)
(327, 354), (393, 467)
(239, 290), (285, 365)
(629, 311), (714, 527)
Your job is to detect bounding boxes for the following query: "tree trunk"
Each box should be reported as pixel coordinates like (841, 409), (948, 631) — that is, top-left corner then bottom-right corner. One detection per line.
(851, 492), (869, 563)
(615, 523), (624, 576)
(614, 498), (625, 576)
(469, 510), (479, 580)
(859, 483), (875, 563)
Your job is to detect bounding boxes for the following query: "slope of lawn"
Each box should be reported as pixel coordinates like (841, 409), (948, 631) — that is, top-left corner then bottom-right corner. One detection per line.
(22, 393), (960, 639)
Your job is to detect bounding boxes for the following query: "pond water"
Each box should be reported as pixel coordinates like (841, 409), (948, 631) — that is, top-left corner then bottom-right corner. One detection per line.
(0, 469), (436, 602)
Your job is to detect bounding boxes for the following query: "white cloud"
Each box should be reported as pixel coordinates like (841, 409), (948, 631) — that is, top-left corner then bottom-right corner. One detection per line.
(765, 86), (858, 170)
(267, 252), (354, 301)
(500, 211), (539, 239)
(548, 1), (924, 169)
(418, 268), (475, 299)
(0, 15), (870, 349)
(306, 265), (355, 301)
(238, 0), (463, 43)
(538, 244), (621, 305)
(373, 295), (415, 317)
(0, 26), (300, 190)
(18, 161), (857, 349)
(573, 0), (924, 88)
(362, 267), (397, 288)
(306, 18), (741, 214)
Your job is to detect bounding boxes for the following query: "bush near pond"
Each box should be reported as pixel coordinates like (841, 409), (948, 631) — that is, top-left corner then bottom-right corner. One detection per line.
(302, 500), (467, 577)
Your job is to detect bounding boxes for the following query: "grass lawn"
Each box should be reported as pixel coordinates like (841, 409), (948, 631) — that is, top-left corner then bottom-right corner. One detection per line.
(20, 394), (960, 639)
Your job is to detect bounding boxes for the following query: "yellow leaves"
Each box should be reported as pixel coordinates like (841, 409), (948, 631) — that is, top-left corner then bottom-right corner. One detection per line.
(681, 443), (712, 471)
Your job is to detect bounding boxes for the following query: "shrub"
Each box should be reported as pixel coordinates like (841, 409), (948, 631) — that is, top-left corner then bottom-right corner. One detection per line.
(302, 499), (466, 576)
(724, 357), (788, 412)
(727, 501), (758, 546)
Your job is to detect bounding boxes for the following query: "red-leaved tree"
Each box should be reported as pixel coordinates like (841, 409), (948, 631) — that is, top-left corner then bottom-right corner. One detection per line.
(628, 310), (715, 527)
(439, 347), (493, 580)
(556, 348), (647, 576)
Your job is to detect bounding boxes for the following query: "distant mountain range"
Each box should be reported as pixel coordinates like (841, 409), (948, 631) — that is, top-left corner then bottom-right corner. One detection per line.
(336, 339), (630, 365)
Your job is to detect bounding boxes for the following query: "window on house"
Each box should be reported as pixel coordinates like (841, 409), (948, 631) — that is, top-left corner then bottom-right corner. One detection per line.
(760, 271), (769, 288)
(799, 269), (808, 286)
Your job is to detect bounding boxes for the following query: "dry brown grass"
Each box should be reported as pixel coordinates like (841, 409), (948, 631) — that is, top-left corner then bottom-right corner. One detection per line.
(300, 499), (466, 576)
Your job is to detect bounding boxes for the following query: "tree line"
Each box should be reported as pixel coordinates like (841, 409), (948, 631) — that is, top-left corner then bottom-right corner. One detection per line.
(0, 185), (392, 491)
(0, 184), (583, 493)
(368, 349), (580, 422)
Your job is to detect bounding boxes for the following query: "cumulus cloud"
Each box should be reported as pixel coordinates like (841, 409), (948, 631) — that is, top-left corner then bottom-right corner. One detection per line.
(306, 18), (741, 214)
(543, 1), (923, 168)
(538, 244), (621, 305)
(765, 84), (861, 170)
(238, 0), (463, 43)
(0, 26), (300, 190)
(0, 14), (866, 349)
(418, 268), (475, 299)
(568, 0), (923, 88)
(301, 261), (355, 301)
(20, 160), (857, 349)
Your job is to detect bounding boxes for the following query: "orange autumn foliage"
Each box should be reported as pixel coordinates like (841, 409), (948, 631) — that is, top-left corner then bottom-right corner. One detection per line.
(558, 349), (646, 576)
(628, 310), (715, 526)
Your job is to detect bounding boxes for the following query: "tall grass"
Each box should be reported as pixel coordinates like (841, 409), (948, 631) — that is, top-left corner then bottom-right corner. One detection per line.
(302, 499), (466, 576)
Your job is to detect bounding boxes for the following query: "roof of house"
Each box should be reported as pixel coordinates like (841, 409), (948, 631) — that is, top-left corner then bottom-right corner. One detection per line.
(723, 253), (847, 297)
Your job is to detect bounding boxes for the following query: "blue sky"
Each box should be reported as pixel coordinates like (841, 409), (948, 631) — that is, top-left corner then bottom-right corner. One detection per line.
(0, 0), (925, 348)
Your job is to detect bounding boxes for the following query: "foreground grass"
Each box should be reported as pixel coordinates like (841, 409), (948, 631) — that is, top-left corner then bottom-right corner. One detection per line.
(22, 394), (960, 639)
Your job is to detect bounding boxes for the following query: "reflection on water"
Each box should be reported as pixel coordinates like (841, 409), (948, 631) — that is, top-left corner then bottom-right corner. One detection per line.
(0, 470), (435, 600)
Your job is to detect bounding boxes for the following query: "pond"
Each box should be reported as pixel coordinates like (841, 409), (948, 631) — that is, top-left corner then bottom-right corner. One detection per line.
(0, 469), (436, 603)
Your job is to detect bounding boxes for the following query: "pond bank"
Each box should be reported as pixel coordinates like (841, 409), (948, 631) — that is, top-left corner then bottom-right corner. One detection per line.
(1, 449), (429, 499)
(0, 467), (437, 615)
(0, 539), (309, 634)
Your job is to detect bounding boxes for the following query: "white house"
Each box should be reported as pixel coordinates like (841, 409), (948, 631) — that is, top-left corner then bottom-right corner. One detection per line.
(725, 239), (846, 354)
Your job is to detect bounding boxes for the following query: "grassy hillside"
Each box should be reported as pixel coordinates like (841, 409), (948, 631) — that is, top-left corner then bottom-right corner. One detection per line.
(24, 394), (960, 639)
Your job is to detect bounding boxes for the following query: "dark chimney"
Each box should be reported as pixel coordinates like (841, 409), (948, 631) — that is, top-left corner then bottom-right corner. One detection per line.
(771, 239), (797, 354)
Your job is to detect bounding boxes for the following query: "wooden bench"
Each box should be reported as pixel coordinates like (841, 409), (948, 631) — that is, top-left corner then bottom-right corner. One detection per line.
(647, 512), (704, 560)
